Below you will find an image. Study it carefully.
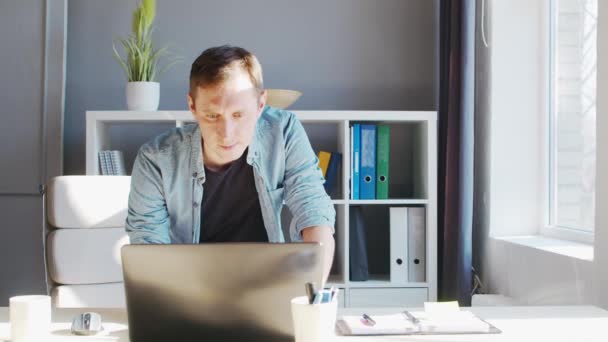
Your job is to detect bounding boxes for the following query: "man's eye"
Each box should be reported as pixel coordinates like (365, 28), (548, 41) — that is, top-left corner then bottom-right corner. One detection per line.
(233, 112), (242, 118)
(206, 114), (219, 119)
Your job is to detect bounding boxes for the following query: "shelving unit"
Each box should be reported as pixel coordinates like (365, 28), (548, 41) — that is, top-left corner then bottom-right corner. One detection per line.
(86, 110), (437, 307)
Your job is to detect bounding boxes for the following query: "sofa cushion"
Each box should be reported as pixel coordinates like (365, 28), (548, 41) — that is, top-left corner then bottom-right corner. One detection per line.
(47, 227), (129, 284)
(47, 176), (131, 228)
(52, 283), (125, 308)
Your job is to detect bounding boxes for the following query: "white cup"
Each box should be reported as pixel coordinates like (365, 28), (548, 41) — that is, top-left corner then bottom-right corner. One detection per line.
(291, 295), (338, 342)
(9, 295), (52, 342)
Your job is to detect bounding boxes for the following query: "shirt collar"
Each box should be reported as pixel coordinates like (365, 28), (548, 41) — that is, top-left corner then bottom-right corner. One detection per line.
(190, 125), (206, 184)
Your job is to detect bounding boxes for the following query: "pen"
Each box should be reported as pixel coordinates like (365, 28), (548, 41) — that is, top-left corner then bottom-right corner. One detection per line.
(402, 310), (420, 324)
(362, 313), (376, 326)
(305, 282), (316, 304)
(330, 287), (337, 301)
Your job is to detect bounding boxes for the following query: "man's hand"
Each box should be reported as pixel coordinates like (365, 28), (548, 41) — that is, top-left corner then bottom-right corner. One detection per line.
(301, 226), (335, 285)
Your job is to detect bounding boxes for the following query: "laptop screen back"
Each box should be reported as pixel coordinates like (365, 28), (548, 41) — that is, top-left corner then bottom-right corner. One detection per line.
(121, 243), (324, 342)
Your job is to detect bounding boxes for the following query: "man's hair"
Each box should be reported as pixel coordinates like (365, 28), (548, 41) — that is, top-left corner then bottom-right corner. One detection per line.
(189, 45), (264, 96)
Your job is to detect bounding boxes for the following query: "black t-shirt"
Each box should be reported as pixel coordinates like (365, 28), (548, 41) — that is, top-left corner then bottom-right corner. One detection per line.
(199, 149), (268, 243)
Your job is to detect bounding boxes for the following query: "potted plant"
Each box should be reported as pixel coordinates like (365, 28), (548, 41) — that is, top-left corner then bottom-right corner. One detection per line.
(113, 0), (179, 111)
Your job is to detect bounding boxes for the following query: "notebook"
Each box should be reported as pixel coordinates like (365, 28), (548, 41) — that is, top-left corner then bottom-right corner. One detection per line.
(337, 302), (502, 336)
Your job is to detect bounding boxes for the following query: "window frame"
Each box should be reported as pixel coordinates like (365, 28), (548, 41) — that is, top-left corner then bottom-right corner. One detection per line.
(542, 0), (595, 245)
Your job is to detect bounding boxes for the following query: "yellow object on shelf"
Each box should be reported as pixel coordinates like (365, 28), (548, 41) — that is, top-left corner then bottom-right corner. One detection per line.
(318, 151), (331, 177)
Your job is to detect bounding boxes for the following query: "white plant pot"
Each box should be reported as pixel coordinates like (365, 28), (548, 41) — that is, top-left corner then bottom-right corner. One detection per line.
(126, 81), (160, 111)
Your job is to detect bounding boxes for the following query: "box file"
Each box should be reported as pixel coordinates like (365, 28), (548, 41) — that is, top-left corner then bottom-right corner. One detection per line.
(360, 124), (376, 199)
(408, 207), (426, 282)
(390, 207), (408, 285)
(376, 125), (390, 199)
(351, 124), (361, 200)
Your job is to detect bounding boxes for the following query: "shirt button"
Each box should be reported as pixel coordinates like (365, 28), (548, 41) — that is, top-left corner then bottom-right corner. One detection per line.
(192, 172), (198, 178)
(193, 202), (199, 208)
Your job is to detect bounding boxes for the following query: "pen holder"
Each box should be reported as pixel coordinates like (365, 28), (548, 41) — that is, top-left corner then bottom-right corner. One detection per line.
(9, 295), (52, 342)
(291, 295), (338, 342)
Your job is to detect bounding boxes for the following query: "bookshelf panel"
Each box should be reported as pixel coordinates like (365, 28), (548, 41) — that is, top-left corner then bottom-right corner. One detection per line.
(105, 122), (178, 175)
(86, 110), (437, 307)
(302, 122), (343, 154)
(348, 205), (390, 283)
(348, 204), (427, 286)
(302, 121), (346, 200)
(349, 287), (428, 308)
(347, 120), (428, 200)
(387, 121), (428, 199)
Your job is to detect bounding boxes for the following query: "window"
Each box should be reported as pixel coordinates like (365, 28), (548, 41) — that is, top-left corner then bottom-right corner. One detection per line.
(548, 0), (597, 239)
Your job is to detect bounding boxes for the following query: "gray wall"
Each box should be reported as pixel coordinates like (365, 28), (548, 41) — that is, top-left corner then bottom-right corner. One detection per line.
(64, 0), (439, 174)
(472, 0), (492, 294)
(0, 0), (66, 305)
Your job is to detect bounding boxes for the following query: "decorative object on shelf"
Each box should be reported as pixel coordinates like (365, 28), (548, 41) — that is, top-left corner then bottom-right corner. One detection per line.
(98, 150), (127, 175)
(112, 0), (180, 111)
(266, 89), (302, 109)
(125, 81), (159, 111)
(316, 150), (342, 198)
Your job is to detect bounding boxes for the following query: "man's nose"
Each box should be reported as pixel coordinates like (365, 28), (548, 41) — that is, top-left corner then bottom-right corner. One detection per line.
(218, 118), (235, 139)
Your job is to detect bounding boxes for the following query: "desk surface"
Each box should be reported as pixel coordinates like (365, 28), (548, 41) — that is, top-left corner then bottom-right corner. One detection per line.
(1, 305), (607, 341)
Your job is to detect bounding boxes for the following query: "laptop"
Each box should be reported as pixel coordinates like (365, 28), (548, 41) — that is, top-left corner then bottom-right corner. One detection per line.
(121, 243), (324, 342)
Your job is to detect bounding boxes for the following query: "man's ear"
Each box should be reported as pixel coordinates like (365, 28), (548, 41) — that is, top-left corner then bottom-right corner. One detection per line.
(258, 89), (267, 112)
(187, 93), (196, 113)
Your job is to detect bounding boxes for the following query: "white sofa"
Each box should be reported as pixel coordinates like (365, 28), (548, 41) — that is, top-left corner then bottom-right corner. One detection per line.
(46, 176), (131, 308)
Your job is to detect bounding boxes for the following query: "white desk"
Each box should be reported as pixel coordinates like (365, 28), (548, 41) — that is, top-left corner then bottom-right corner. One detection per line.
(1, 306), (607, 341)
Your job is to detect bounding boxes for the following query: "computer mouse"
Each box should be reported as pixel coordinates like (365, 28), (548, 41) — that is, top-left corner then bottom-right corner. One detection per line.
(71, 312), (103, 335)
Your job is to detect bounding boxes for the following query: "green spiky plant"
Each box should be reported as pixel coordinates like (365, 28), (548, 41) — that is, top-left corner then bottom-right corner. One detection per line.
(113, 0), (179, 82)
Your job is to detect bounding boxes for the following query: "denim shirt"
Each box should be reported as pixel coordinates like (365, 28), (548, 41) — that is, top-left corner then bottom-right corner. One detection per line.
(125, 106), (336, 244)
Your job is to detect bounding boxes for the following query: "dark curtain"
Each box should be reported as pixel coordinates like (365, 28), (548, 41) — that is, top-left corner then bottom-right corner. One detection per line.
(437, 0), (475, 305)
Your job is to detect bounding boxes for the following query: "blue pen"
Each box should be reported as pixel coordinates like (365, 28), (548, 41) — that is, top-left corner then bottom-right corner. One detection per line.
(312, 291), (323, 304)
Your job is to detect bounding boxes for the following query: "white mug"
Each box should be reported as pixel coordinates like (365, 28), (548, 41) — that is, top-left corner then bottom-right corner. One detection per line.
(9, 295), (51, 342)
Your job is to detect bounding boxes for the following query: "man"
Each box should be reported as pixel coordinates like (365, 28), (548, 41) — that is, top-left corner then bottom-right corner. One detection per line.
(125, 45), (335, 281)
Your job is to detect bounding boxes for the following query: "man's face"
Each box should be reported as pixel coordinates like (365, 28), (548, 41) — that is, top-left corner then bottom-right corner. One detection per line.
(187, 67), (266, 171)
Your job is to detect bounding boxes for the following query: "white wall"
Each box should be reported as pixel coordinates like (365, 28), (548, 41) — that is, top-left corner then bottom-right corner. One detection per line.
(480, 0), (598, 305)
(486, 238), (593, 304)
(488, 0), (546, 239)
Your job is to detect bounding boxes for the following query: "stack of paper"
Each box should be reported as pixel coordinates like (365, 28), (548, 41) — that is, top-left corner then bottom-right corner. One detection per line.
(337, 301), (496, 336)
(414, 310), (492, 333)
(338, 313), (418, 335)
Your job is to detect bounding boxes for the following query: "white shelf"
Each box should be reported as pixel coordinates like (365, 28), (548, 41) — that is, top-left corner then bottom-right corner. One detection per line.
(86, 110), (194, 121)
(332, 200), (428, 205)
(292, 110), (436, 122)
(85, 110), (437, 122)
(86, 110), (438, 306)
(349, 280), (430, 288)
(348, 199), (429, 205)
